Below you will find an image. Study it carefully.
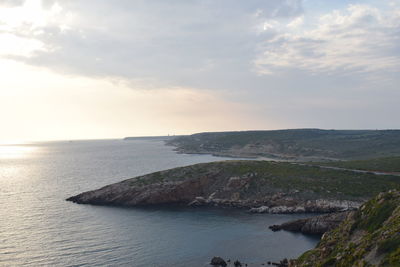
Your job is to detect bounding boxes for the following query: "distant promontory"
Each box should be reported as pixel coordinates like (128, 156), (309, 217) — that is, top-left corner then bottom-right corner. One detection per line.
(166, 129), (400, 161)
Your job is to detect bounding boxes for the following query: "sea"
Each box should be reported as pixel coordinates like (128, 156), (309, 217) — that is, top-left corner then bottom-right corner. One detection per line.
(0, 139), (319, 267)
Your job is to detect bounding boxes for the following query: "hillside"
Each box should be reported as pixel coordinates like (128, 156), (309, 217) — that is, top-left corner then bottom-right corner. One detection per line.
(67, 160), (400, 213)
(166, 129), (400, 160)
(291, 190), (400, 266)
(317, 156), (400, 173)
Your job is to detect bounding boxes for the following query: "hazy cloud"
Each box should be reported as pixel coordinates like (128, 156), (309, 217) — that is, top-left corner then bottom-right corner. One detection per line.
(0, 0), (25, 7)
(0, 0), (303, 88)
(255, 4), (400, 76)
(0, 0), (399, 135)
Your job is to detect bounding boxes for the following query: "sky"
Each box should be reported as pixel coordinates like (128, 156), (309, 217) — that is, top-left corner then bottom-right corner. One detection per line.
(0, 0), (399, 143)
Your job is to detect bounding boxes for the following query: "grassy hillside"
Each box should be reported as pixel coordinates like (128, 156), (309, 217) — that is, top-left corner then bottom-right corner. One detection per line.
(129, 160), (400, 200)
(292, 190), (400, 266)
(317, 156), (400, 173)
(167, 129), (400, 160)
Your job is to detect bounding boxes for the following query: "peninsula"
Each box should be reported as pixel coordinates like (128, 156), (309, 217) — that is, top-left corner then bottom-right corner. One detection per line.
(67, 160), (400, 214)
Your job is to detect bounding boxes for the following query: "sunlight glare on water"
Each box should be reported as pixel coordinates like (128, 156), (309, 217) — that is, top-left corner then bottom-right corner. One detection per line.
(0, 145), (38, 159)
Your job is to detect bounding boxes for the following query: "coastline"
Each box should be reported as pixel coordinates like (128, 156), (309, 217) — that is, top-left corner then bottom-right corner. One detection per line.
(67, 160), (376, 215)
(66, 140), (400, 266)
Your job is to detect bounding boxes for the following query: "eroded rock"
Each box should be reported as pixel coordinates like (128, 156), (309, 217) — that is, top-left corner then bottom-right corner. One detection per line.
(268, 211), (351, 235)
(210, 256), (227, 267)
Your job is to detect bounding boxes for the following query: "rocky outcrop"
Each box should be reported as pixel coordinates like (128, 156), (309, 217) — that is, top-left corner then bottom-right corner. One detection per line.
(67, 178), (208, 206)
(67, 160), (399, 213)
(210, 256), (227, 267)
(269, 212), (350, 235)
(248, 199), (359, 214)
(272, 259), (289, 267)
(290, 190), (400, 266)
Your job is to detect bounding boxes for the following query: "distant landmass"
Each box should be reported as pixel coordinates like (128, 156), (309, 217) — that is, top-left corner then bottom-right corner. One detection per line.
(123, 135), (180, 141)
(166, 129), (400, 161)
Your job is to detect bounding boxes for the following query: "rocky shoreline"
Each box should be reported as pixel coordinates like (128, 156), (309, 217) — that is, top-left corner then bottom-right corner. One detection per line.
(67, 169), (356, 242)
(268, 211), (351, 235)
(186, 194), (360, 214)
(70, 159), (400, 215)
(65, 160), (400, 266)
(67, 160), (386, 215)
(67, 174), (361, 214)
(210, 256), (290, 267)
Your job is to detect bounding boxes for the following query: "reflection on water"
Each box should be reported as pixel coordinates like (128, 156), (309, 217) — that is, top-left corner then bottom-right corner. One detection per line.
(0, 140), (319, 267)
(0, 145), (38, 159)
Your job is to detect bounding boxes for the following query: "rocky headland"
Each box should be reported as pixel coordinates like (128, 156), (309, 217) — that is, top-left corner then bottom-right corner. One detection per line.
(67, 160), (400, 215)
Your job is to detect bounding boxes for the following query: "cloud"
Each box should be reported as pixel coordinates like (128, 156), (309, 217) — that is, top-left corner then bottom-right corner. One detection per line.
(287, 15), (304, 28)
(0, 0), (303, 89)
(255, 4), (400, 76)
(0, 0), (25, 7)
(1, 0), (399, 134)
(1, 1), (398, 87)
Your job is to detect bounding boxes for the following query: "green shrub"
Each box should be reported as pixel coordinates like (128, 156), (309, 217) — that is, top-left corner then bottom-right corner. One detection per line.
(378, 236), (400, 254)
(321, 257), (336, 267)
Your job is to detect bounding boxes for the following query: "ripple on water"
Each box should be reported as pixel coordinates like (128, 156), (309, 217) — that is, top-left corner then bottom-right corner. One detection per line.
(0, 140), (319, 266)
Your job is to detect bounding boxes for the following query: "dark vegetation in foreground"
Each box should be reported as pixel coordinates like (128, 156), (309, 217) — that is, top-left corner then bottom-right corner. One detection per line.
(167, 129), (400, 160)
(292, 190), (400, 267)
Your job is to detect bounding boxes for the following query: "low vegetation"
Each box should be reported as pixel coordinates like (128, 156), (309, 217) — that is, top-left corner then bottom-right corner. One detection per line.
(130, 160), (400, 200)
(317, 156), (400, 173)
(292, 190), (400, 266)
(167, 129), (400, 160)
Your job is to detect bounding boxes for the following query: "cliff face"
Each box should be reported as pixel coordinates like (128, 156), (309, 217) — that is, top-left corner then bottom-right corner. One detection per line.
(291, 190), (400, 266)
(67, 161), (400, 213)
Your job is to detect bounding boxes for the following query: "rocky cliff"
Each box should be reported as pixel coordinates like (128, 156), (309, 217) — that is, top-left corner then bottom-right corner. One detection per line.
(291, 190), (400, 266)
(67, 160), (400, 214)
(269, 212), (350, 235)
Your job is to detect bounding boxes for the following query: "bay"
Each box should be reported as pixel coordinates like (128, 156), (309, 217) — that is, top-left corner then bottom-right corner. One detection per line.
(0, 139), (319, 266)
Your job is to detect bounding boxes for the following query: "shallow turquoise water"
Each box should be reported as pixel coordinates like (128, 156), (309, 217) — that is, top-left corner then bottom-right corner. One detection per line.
(0, 139), (319, 266)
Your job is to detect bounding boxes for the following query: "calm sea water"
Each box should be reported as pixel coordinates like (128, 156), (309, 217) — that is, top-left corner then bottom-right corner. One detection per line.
(0, 139), (319, 267)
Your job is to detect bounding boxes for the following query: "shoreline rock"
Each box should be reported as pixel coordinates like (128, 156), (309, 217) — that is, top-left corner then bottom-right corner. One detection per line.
(210, 256), (227, 267)
(291, 190), (400, 266)
(248, 199), (359, 214)
(268, 211), (351, 235)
